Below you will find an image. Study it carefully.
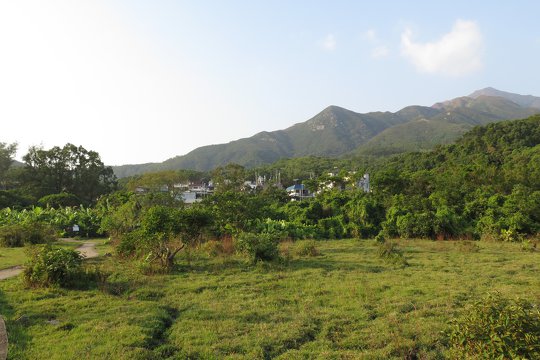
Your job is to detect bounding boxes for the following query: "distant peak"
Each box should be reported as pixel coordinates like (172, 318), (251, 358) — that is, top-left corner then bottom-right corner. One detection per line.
(468, 87), (540, 109)
(322, 105), (345, 112)
(469, 87), (505, 98)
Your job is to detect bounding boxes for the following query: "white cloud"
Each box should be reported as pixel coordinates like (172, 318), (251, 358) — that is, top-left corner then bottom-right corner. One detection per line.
(321, 34), (336, 51)
(362, 29), (377, 42)
(371, 46), (389, 59)
(401, 19), (483, 76)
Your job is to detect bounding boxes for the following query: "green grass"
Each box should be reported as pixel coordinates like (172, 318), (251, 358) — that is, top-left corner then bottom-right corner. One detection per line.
(0, 247), (27, 269)
(0, 239), (539, 359)
(0, 238), (111, 269)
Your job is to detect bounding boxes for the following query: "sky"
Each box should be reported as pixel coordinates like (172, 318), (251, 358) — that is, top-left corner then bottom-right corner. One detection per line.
(2, 1), (540, 165)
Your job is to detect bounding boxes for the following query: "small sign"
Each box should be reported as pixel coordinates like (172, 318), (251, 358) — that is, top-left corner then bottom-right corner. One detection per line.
(73, 224), (80, 232)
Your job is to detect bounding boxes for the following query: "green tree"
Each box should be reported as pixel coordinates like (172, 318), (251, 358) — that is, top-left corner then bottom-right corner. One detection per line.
(0, 142), (17, 190)
(138, 205), (212, 271)
(202, 191), (270, 235)
(211, 163), (246, 192)
(345, 193), (385, 238)
(21, 143), (117, 204)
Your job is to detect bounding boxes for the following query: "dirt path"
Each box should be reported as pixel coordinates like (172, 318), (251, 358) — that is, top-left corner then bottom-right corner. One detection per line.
(0, 266), (23, 281)
(75, 242), (99, 259)
(0, 240), (99, 280)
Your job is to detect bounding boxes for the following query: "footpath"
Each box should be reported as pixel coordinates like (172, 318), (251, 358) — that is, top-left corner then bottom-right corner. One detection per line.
(0, 240), (100, 280)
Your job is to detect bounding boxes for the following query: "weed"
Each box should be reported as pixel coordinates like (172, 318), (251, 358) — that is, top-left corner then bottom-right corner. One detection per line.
(293, 240), (320, 257)
(456, 240), (480, 253)
(446, 293), (540, 359)
(377, 240), (409, 267)
(521, 239), (538, 252)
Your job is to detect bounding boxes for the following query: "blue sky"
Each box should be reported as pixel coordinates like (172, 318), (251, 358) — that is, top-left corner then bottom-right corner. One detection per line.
(1, 1), (539, 165)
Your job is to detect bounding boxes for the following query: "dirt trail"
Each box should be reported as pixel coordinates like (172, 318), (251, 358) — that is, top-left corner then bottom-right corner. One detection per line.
(0, 240), (99, 280)
(0, 266), (23, 280)
(75, 242), (99, 259)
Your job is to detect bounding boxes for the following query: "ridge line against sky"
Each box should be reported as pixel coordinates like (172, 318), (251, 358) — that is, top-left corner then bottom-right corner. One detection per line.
(1, 1), (539, 165)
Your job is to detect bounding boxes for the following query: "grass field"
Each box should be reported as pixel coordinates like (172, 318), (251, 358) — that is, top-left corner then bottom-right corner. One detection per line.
(0, 247), (27, 270)
(0, 238), (112, 270)
(0, 239), (539, 359)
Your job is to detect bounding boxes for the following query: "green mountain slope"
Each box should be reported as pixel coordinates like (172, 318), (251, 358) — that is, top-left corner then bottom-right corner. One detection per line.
(114, 106), (410, 176)
(356, 95), (539, 156)
(356, 119), (470, 156)
(112, 88), (540, 177)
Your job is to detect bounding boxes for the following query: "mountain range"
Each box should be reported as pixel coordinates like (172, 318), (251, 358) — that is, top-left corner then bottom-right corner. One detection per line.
(112, 87), (540, 178)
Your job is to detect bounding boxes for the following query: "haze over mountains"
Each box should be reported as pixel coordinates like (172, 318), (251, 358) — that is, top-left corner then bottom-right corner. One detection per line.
(112, 88), (540, 178)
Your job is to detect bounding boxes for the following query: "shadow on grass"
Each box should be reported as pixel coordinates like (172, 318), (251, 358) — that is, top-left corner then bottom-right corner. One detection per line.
(0, 288), (32, 358)
(174, 253), (387, 275)
(287, 257), (386, 273)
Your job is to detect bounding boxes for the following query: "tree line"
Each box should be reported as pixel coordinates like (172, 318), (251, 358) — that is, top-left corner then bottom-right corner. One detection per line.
(0, 143), (117, 208)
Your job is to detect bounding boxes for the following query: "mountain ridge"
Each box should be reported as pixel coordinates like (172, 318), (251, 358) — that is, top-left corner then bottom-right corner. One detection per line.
(112, 88), (540, 177)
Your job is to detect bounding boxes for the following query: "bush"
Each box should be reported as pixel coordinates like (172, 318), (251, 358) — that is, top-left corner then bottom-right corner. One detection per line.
(0, 222), (56, 247)
(456, 240), (480, 253)
(317, 216), (347, 239)
(499, 228), (524, 242)
(235, 232), (280, 263)
(293, 240), (320, 257)
(200, 240), (224, 257)
(37, 192), (81, 208)
(447, 293), (540, 359)
(521, 239), (538, 252)
(116, 230), (144, 258)
(377, 240), (408, 267)
(375, 232), (386, 244)
(24, 245), (84, 287)
(253, 219), (318, 240)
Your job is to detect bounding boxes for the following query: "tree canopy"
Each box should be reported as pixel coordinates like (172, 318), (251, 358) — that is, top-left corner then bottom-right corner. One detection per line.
(21, 143), (117, 205)
(0, 142), (17, 189)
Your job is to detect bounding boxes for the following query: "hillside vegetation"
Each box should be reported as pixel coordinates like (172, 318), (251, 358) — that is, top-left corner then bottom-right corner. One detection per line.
(112, 88), (540, 177)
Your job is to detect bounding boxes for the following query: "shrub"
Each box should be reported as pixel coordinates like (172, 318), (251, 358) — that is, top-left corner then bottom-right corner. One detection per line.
(116, 230), (144, 258)
(253, 219), (318, 240)
(293, 240), (320, 257)
(37, 192), (81, 208)
(375, 232), (386, 244)
(456, 240), (480, 253)
(200, 240), (223, 257)
(377, 240), (408, 267)
(23, 245), (84, 287)
(317, 216), (347, 239)
(521, 239), (538, 252)
(447, 293), (540, 359)
(0, 223), (56, 247)
(396, 212), (434, 239)
(235, 232), (280, 263)
(499, 228), (524, 242)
